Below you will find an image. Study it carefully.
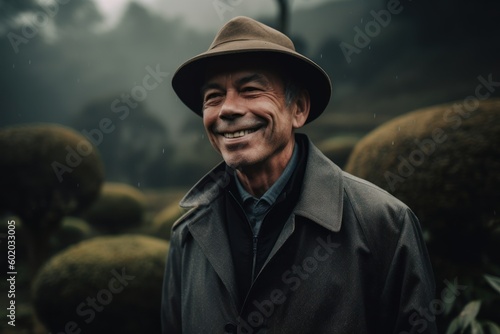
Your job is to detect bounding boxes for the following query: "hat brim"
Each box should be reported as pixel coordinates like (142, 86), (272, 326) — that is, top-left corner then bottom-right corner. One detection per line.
(172, 39), (332, 124)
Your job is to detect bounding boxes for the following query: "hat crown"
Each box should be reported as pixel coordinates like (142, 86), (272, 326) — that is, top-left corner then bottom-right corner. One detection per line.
(209, 16), (295, 51)
(172, 16), (332, 124)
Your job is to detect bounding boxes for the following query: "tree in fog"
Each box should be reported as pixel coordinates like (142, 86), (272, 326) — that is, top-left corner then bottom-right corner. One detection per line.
(72, 95), (173, 188)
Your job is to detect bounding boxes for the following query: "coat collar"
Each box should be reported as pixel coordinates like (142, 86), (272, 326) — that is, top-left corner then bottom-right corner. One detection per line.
(293, 136), (343, 232)
(179, 134), (344, 233)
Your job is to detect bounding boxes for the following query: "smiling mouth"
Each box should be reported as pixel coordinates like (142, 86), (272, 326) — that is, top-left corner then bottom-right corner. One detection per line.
(222, 128), (259, 139)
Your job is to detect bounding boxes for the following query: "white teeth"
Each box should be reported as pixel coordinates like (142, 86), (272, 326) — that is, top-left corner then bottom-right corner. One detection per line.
(223, 129), (256, 138)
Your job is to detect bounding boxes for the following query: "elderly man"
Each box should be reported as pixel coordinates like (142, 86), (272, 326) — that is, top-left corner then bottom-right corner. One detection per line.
(161, 16), (437, 334)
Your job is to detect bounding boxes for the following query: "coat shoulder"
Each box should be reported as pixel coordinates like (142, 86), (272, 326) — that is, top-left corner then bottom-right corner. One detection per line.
(340, 171), (417, 265)
(341, 171), (410, 224)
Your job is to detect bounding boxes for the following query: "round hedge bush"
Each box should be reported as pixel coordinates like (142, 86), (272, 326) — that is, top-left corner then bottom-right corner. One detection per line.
(32, 235), (169, 334)
(345, 99), (500, 273)
(151, 202), (184, 240)
(317, 135), (360, 169)
(0, 123), (104, 273)
(0, 123), (104, 231)
(50, 217), (96, 253)
(81, 182), (146, 233)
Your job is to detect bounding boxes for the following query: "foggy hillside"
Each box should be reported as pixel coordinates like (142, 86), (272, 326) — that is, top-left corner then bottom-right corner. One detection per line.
(1, 0), (499, 187)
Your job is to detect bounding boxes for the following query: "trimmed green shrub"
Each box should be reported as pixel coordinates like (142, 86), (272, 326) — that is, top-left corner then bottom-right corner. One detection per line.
(0, 123), (104, 273)
(317, 135), (360, 169)
(32, 235), (169, 334)
(81, 182), (146, 233)
(151, 201), (184, 240)
(345, 99), (500, 278)
(50, 217), (96, 253)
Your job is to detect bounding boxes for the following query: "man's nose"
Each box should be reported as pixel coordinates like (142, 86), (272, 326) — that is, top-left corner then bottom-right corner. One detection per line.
(219, 90), (245, 120)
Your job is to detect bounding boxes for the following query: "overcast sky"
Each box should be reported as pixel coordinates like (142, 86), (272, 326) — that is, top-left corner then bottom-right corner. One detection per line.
(93, 0), (338, 31)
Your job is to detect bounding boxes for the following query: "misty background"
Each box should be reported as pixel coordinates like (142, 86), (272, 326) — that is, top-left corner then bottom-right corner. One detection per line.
(1, 0), (499, 188)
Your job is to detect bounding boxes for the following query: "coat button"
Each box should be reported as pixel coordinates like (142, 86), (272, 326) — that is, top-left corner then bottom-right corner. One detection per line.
(224, 323), (237, 333)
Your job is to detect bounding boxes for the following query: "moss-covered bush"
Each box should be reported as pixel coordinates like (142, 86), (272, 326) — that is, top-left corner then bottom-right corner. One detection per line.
(0, 123), (104, 273)
(317, 135), (360, 169)
(81, 182), (146, 233)
(50, 217), (96, 253)
(151, 201), (184, 240)
(32, 235), (169, 334)
(345, 98), (500, 276)
(345, 99), (500, 328)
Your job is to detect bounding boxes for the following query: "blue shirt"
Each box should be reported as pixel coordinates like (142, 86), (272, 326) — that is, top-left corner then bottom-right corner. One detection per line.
(235, 143), (299, 236)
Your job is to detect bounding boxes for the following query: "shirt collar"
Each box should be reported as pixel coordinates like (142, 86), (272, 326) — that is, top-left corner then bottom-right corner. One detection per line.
(235, 143), (300, 207)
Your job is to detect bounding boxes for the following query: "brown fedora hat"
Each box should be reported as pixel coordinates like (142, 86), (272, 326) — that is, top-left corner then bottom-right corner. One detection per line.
(172, 16), (332, 124)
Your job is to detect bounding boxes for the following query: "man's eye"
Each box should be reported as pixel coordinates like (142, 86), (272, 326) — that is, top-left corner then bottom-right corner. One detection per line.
(241, 87), (259, 92)
(205, 92), (222, 101)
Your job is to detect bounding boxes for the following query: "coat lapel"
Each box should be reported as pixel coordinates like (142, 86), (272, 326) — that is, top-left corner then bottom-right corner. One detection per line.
(179, 163), (241, 308)
(187, 200), (241, 307)
(256, 136), (344, 278)
(293, 139), (344, 233)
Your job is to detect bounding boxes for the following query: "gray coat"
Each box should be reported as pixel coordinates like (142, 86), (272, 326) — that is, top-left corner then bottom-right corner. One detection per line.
(161, 137), (437, 334)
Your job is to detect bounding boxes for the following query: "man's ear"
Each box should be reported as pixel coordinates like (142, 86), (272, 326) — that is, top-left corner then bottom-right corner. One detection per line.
(292, 89), (311, 129)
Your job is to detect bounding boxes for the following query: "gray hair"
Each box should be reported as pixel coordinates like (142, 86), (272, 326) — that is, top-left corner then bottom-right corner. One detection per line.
(284, 78), (303, 107)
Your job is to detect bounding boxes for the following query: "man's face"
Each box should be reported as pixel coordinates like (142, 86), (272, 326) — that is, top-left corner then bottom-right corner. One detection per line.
(202, 66), (308, 172)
